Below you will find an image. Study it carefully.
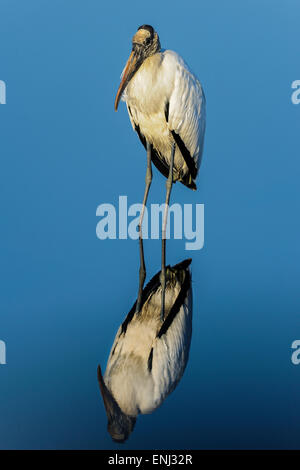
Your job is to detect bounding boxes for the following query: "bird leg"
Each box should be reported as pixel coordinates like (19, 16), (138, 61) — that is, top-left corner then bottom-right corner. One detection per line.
(135, 140), (152, 314)
(160, 143), (175, 321)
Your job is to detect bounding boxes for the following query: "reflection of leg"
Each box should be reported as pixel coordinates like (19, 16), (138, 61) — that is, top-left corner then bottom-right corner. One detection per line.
(160, 143), (176, 321)
(135, 141), (152, 315)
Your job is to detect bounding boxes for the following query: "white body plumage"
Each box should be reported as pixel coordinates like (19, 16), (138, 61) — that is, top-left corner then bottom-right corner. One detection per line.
(122, 49), (206, 189)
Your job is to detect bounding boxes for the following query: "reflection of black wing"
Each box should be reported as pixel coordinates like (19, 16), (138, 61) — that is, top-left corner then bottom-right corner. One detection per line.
(157, 259), (191, 338)
(120, 258), (192, 338)
(149, 258), (193, 398)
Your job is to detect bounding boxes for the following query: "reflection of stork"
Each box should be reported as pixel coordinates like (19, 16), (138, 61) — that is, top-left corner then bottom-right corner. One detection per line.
(98, 259), (193, 443)
(115, 25), (205, 319)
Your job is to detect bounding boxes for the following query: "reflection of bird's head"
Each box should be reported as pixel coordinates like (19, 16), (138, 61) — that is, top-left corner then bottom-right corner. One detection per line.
(115, 24), (160, 111)
(108, 413), (136, 444)
(97, 365), (136, 443)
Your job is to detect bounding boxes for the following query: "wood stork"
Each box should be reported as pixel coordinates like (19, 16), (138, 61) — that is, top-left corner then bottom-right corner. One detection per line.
(115, 25), (205, 320)
(98, 258), (192, 443)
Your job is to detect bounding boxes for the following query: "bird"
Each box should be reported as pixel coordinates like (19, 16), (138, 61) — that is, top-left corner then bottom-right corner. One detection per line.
(114, 25), (206, 320)
(98, 258), (193, 443)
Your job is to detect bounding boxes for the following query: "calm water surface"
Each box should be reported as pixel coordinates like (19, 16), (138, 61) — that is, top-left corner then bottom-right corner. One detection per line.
(0, 0), (299, 449)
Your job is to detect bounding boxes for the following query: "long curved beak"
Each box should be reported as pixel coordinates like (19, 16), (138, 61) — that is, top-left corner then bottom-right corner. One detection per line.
(97, 364), (115, 419)
(114, 50), (139, 111)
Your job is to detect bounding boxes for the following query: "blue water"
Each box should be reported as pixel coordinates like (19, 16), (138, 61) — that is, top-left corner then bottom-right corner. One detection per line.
(0, 0), (299, 449)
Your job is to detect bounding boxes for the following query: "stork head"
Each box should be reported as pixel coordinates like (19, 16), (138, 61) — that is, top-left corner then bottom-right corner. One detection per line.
(97, 365), (136, 443)
(114, 25), (161, 111)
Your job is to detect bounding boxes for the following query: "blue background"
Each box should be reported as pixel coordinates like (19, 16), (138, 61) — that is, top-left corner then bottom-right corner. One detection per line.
(0, 0), (299, 449)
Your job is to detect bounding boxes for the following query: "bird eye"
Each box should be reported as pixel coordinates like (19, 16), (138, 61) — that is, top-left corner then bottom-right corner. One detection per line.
(144, 37), (151, 46)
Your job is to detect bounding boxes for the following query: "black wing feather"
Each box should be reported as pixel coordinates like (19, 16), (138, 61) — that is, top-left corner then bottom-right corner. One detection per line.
(130, 105), (196, 189)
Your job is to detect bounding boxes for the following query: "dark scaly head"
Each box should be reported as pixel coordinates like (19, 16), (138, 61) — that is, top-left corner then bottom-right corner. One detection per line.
(97, 365), (136, 443)
(114, 25), (161, 111)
